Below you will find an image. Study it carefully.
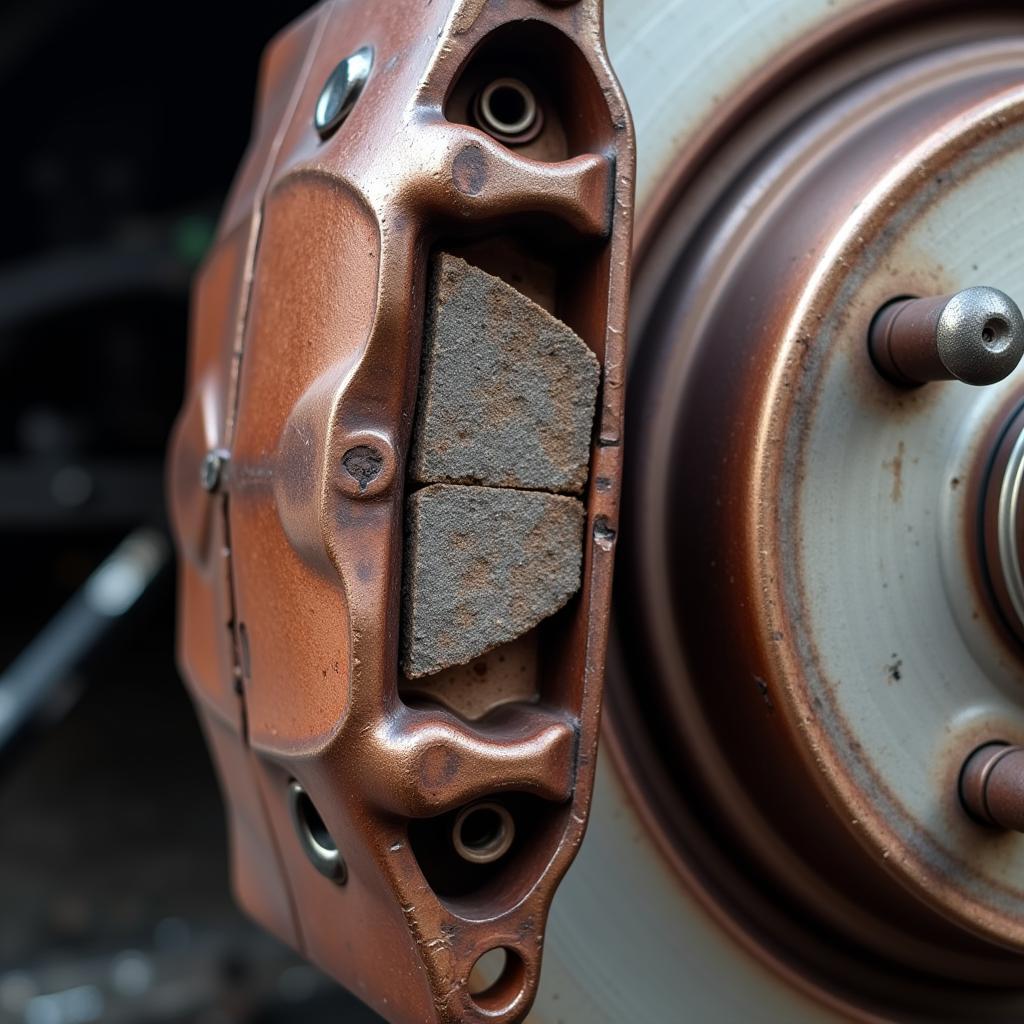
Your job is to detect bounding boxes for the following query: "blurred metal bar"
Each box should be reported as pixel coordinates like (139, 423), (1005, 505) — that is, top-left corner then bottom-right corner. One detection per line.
(0, 243), (189, 338)
(0, 528), (169, 752)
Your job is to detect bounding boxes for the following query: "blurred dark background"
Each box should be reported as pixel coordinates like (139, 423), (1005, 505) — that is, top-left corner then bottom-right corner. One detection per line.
(0, 2), (380, 1020)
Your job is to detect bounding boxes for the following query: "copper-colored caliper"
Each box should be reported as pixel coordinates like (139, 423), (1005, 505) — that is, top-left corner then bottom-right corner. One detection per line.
(167, 1), (634, 1021)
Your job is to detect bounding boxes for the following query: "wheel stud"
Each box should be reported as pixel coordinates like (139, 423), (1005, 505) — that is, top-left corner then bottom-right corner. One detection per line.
(960, 743), (1024, 831)
(869, 287), (1024, 386)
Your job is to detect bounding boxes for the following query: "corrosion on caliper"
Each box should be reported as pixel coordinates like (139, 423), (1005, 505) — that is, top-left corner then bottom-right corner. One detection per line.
(168, 1), (634, 1021)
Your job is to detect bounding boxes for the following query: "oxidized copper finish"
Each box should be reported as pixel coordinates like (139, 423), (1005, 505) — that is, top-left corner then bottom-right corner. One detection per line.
(607, 5), (1024, 1022)
(167, 2), (634, 1023)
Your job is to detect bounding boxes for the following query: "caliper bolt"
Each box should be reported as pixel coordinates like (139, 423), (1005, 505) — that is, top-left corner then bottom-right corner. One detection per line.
(960, 742), (1024, 831)
(869, 286), (1024, 386)
(314, 46), (373, 140)
(200, 448), (230, 493)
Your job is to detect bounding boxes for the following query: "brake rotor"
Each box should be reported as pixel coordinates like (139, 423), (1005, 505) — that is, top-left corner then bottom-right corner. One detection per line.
(601, 2), (1024, 1020)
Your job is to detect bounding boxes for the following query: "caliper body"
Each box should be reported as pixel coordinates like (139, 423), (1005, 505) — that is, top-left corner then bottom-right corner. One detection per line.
(168, 1), (634, 1020)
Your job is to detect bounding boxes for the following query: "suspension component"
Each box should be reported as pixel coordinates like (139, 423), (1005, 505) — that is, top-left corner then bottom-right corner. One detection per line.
(167, 2), (634, 1023)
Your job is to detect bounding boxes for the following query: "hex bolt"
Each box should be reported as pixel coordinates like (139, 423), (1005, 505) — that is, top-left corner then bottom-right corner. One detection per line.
(869, 287), (1024, 386)
(960, 743), (1024, 831)
(199, 448), (230, 493)
(314, 46), (373, 139)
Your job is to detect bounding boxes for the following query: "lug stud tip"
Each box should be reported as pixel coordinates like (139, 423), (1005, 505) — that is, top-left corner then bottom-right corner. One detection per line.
(870, 286), (1024, 387)
(960, 743), (1024, 832)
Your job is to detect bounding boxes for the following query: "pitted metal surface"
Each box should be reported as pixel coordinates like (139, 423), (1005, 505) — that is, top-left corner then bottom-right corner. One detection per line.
(870, 287), (1024, 386)
(935, 287), (1024, 384)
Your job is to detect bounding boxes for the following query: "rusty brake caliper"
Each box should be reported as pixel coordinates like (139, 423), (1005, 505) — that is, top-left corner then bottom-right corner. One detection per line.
(167, 1), (634, 1021)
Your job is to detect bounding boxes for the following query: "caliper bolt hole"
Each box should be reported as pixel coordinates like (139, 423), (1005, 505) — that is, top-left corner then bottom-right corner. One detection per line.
(467, 947), (526, 1015)
(288, 780), (348, 883)
(474, 77), (543, 145)
(453, 800), (515, 864)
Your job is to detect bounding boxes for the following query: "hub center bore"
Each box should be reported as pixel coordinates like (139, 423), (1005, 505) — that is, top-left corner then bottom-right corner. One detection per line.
(983, 403), (1024, 646)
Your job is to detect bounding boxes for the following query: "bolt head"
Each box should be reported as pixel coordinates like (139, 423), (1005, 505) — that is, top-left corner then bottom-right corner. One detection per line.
(314, 46), (373, 139)
(200, 449), (228, 493)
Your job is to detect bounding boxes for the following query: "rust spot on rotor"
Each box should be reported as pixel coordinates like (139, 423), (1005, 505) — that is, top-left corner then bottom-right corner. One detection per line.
(883, 440), (905, 503)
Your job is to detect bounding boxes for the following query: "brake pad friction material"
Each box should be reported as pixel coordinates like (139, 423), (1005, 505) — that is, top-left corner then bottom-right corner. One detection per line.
(402, 484), (585, 678)
(410, 254), (599, 496)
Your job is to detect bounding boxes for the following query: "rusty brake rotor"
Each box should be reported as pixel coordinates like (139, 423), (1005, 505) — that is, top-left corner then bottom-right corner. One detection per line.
(611, 4), (1024, 1020)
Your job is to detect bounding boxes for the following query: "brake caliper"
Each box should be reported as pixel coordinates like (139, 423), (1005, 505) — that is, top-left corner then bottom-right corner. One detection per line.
(167, 1), (634, 1021)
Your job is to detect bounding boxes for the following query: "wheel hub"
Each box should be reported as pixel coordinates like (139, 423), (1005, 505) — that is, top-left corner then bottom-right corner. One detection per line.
(614, 12), (1024, 1015)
